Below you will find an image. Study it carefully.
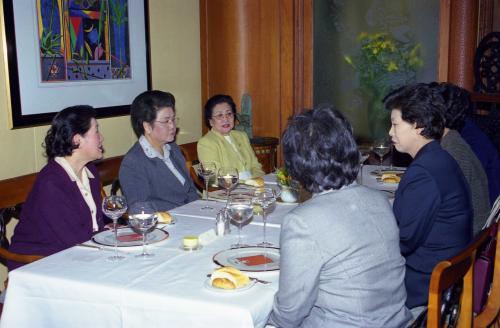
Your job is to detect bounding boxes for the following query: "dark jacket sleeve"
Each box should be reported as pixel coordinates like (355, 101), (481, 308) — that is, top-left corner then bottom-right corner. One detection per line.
(393, 166), (441, 255)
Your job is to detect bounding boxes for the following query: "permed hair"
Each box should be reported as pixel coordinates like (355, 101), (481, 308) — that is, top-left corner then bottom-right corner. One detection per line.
(44, 105), (96, 159)
(282, 105), (360, 193)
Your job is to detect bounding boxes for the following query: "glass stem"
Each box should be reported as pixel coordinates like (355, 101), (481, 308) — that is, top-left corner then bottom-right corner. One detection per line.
(204, 177), (209, 201)
(113, 218), (118, 257)
(142, 233), (147, 256)
(262, 213), (267, 245)
(238, 225), (242, 248)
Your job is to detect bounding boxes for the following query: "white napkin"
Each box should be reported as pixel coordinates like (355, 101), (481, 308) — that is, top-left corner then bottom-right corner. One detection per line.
(198, 228), (217, 245)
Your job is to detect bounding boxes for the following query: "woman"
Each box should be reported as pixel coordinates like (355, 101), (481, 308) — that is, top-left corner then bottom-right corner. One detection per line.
(435, 82), (491, 234)
(8, 106), (106, 270)
(119, 90), (198, 211)
(384, 83), (473, 311)
(197, 94), (264, 179)
(268, 105), (411, 327)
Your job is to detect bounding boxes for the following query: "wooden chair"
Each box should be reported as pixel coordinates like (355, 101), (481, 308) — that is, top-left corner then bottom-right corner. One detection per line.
(0, 173), (43, 267)
(94, 155), (123, 197)
(179, 141), (210, 192)
(426, 225), (494, 327)
(474, 224), (500, 327)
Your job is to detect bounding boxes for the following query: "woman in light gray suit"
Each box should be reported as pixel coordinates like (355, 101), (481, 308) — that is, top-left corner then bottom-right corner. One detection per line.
(268, 106), (411, 328)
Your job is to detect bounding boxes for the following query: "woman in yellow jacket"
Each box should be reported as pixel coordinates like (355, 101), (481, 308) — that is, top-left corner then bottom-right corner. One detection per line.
(197, 94), (264, 179)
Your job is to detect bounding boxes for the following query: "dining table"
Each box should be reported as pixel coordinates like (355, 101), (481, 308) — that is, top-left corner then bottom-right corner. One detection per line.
(0, 169), (401, 328)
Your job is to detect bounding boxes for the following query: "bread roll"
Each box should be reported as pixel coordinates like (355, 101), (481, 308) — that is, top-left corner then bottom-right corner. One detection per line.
(156, 211), (172, 224)
(243, 177), (265, 187)
(211, 266), (250, 289)
(381, 174), (401, 184)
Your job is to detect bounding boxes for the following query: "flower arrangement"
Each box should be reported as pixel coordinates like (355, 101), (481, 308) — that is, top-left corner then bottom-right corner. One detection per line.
(344, 32), (422, 93)
(276, 167), (292, 187)
(344, 32), (423, 139)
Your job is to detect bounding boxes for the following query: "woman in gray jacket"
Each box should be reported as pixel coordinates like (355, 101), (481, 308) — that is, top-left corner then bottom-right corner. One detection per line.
(268, 105), (411, 328)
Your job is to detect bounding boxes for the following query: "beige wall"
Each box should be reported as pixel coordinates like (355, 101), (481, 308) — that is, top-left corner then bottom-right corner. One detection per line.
(0, 0), (201, 286)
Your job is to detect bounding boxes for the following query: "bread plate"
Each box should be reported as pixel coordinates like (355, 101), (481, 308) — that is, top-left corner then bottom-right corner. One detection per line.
(203, 278), (256, 292)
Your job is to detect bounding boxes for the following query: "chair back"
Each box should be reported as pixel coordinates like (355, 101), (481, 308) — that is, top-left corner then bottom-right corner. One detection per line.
(474, 223), (500, 327)
(179, 141), (206, 192)
(427, 226), (494, 327)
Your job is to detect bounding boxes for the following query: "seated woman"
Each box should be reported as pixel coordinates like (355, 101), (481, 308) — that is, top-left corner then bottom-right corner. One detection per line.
(435, 82), (491, 234)
(119, 90), (199, 211)
(268, 105), (411, 327)
(197, 94), (264, 180)
(384, 83), (473, 311)
(8, 106), (106, 270)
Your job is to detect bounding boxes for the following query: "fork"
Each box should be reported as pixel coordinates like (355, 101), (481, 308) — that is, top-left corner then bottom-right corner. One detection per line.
(206, 273), (271, 285)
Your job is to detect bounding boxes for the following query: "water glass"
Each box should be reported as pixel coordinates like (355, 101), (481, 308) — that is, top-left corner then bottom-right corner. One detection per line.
(197, 161), (216, 210)
(252, 188), (276, 247)
(227, 197), (253, 248)
(217, 167), (239, 202)
(102, 195), (127, 262)
(128, 202), (158, 258)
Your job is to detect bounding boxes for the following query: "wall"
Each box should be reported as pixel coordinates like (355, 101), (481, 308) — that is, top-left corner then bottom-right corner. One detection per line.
(0, 0), (201, 287)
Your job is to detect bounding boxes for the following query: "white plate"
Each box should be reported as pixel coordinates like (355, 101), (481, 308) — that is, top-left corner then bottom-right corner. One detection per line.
(208, 186), (256, 202)
(203, 278), (256, 293)
(92, 228), (169, 247)
(213, 246), (280, 272)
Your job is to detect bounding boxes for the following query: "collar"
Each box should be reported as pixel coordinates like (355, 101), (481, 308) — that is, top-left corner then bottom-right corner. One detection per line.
(414, 139), (439, 160)
(139, 135), (171, 160)
(54, 157), (94, 182)
(311, 182), (355, 198)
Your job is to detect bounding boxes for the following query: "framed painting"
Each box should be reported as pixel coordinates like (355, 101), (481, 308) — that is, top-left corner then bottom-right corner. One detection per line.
(2, 0), (151, 128)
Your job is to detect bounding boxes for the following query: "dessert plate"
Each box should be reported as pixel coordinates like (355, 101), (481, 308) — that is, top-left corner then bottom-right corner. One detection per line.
(92, 228), (169, 247)
(213, 246), (280, 272)
(203, 278), (256, 293)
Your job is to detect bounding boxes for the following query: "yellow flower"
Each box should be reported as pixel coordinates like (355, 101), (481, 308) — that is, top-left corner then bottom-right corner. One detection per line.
(387, 61), (398, 72)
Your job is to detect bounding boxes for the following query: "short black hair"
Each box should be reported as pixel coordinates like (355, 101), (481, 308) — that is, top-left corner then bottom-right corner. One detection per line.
(44, 105), (96, 159)
(282, 105), (360, 193)
(203, 94), (237, 128)
(130, 90), (176, 138)
(430, 82), (470, 131)
(384, 83), (445, 140)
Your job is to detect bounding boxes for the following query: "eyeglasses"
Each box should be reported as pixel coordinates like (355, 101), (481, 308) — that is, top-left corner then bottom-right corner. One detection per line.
(155, 117), (179, 126)
(212, 112), (234, 121)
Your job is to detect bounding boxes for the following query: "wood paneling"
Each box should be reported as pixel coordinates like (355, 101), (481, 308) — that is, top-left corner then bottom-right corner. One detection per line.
(200, 0), (313, 165)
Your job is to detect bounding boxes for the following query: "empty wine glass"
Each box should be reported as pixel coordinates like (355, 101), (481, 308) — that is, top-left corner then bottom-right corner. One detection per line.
(252, 188), (277, 247)
(102, 195), (127, 262)
(197, 161), (216, 210)
(217, 167), (239, 203)
(372, 138), (391, 174)
(227, 197), (253, 248)
(357, 145), (372, 184)
(128, 202), (158, 258)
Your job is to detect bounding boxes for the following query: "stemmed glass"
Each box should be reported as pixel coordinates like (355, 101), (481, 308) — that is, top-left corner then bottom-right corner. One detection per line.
(128, 202), (158, 258)
(217, 167), (239, 203)
(102, 195), (128, 262)
(227, 197), (253, 248)
(357, 145), (372, 184)
(197, 161), (216, 210)
(252, 188), (276, 247)
(372, 137), (391, 174)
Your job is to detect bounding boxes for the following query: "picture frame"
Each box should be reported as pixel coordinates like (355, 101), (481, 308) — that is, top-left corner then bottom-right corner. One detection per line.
(2, 0), (151, 128)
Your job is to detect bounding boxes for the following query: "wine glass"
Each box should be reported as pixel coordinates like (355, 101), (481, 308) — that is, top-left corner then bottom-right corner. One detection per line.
(128, 202), (158, 258)
(372, 138), (391, 174)
(197, 161), (216, 210)
(252, 188), (277, 247)
(227, 197), (253, 248)
(102, 195), (128, 262)
(217, 167), (239, 203)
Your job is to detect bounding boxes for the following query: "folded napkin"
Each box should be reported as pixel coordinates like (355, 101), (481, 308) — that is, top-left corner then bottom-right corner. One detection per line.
(198, 228), (217, 245)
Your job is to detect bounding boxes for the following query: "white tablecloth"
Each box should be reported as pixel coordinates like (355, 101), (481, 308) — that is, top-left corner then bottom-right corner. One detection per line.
(358, 165), (405, 198)
(1, 214), (284, 328)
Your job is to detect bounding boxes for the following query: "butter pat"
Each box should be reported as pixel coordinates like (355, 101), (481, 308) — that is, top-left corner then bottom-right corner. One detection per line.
(183, 235), (199, 248)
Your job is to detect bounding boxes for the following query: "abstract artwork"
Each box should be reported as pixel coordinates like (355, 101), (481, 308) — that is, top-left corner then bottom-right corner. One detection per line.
(38, 0), (131, 82)
(2, 0), (150, 128)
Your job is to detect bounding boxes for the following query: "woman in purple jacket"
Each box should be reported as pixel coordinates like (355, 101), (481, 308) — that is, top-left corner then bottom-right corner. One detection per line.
(8, 106), (106, 270)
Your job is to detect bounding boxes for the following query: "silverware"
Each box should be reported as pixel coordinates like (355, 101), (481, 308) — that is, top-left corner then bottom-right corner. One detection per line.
(206, 273), (271, 285)
(76, 243), (103, 250)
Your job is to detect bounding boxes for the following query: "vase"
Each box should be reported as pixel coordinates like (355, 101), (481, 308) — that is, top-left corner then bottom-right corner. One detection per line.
(278, 184), (299, 203)
(367, 92), (391, 140)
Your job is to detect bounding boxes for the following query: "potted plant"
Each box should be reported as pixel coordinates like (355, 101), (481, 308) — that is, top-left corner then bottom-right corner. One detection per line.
(276, 167), (299, 203)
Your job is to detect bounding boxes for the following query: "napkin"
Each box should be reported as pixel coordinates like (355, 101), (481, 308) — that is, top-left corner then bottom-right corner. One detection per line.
(117, 233), (142, 242)
(236, 254), (274, 266)
(198, 228), (217, 245)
